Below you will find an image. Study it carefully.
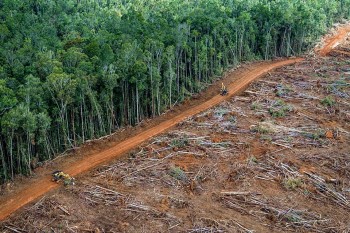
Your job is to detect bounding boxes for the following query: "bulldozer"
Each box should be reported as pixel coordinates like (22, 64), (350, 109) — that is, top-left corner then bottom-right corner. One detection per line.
(220, 82), (228, 96)
(52, 171), (75, 186)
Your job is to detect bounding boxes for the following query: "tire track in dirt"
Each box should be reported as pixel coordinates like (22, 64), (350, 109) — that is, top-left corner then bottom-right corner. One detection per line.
(0, 58), (302, 222)
(1, 23), (349, 222)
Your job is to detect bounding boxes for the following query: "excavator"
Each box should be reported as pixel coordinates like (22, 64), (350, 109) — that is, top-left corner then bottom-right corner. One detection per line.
(220, 82), (228, 96)
(52, 171), (75, 186)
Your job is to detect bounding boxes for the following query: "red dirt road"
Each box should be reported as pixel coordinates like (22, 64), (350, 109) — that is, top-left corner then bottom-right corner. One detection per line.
(0, 58), (302, 222)
(318, 25), (350, 56)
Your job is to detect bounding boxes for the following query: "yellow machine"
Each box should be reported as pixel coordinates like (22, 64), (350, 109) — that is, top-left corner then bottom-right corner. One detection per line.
(52, 171), (75, 186)
(220, 82), (228, 96)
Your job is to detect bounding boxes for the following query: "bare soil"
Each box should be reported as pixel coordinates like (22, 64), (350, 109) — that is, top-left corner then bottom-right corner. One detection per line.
(0, 25), (350, 232)
(316, 24), (350, 56)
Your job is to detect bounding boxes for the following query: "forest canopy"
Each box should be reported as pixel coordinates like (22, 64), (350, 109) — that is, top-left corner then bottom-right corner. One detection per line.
(0, 0), (349, 182)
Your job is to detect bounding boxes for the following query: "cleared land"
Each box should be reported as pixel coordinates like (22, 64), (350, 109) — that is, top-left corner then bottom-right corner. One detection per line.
(0, 26), (349, 232)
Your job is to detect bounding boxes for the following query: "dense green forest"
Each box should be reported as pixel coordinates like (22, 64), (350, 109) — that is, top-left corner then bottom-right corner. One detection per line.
(0, 0), (349, 182)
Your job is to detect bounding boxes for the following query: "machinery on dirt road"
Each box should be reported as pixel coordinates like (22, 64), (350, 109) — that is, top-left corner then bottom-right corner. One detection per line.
(220, 82), (228, 96)
(52, 171), (75, 186)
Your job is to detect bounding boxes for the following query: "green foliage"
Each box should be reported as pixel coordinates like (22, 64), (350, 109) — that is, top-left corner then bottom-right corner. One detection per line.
(171, 138), (189, 148)
(251, 125), (271, 134)
(283, 177), (303, 190)
(0, 79), (18, 115)
(302, 129), (325, 140)
(268, 99), (293, 118)
(0, 0), (349, 182)
(321, 96), (336, 107)
(168, 166), (188, 182)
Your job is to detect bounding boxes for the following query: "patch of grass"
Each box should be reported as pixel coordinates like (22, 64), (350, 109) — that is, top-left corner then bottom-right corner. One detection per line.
(260, 135), (272, 142)
(251, 125), (271, 134)
(171, 138), (189, 148)
(301, 129), (325, 140)
(268, 99), (293, 118)
(321, 96), (336, 107)
(283, 177), (303, 190)
(269, 108), (287, 117)
(274, 99), (286, 106)
(168, 166), (187, 181)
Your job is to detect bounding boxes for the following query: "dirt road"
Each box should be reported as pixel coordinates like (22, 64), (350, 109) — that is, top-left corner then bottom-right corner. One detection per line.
(318, 25), (350, 56)
(0, 24), (349, 222)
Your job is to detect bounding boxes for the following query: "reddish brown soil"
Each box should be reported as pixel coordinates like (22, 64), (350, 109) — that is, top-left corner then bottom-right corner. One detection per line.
(317, 25), (350, 56)
(0, 25), (349, 231)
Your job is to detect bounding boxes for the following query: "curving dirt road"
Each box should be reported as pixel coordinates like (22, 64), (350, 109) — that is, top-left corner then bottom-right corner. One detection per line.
(0, 24), (349, 222)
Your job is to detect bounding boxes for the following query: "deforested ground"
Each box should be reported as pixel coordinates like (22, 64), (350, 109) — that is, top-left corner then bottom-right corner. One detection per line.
(1, 40), (350, 233)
